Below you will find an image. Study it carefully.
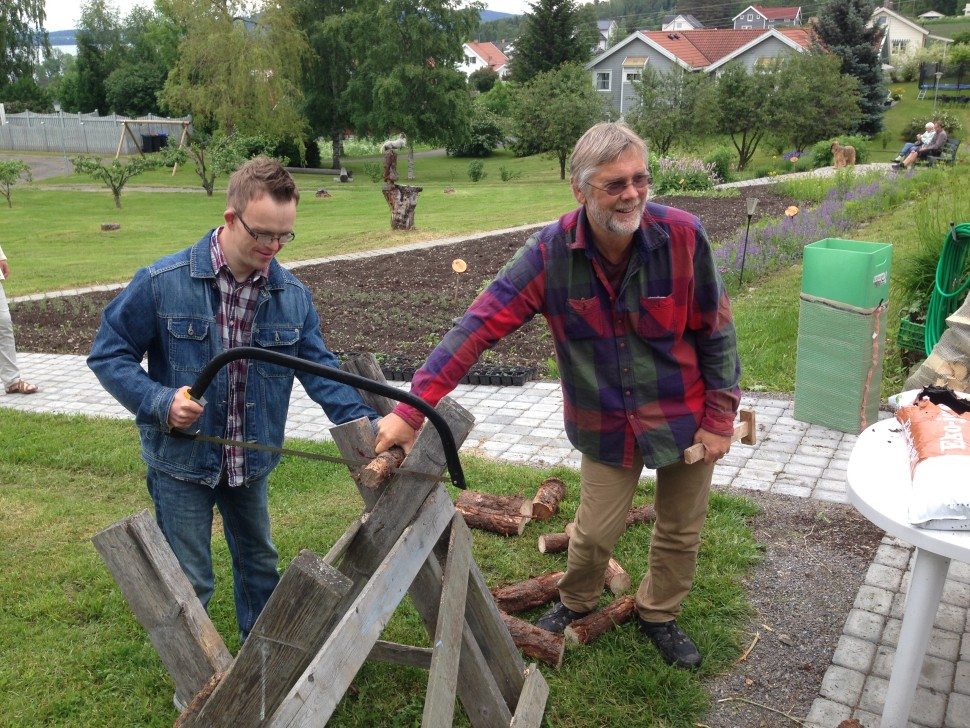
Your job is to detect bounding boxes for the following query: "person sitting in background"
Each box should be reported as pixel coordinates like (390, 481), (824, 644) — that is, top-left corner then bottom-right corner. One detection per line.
(901, 122), (948, 169)
(894, 122), (936, 163)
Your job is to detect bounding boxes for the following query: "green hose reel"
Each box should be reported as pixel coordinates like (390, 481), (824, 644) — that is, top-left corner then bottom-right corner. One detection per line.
(923, 222), (970, 355)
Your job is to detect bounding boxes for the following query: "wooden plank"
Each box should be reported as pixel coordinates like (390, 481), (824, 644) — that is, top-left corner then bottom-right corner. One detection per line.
(410, 553), (514, 728)
(91, 510), (232, 707)
(268, 487), (455, 727)
(329, 416), (381, 510)
(180, 550), (352, 727)
(322, 517), (363, 567)
(341, 353), (397, 416)
(368, 640), (433, 670)
(422, 514), (473, 728)
(508, 664), (549, 728)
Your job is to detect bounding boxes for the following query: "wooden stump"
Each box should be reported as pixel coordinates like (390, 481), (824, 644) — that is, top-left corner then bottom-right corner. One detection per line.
(381, 148), (422, 230)
(537, 532), (569, 554)
(564, 596), (636, 646)
(490, 571), (564, 613)
(500, 612), (565, 669)
(531, 477), (566, 520)
(604, 557), (631, 595)
(625, 504), (657, 528)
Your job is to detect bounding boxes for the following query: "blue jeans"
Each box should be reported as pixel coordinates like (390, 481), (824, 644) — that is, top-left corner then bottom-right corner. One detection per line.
(899, 142), (919, 158)
(147, 468), (280, 638)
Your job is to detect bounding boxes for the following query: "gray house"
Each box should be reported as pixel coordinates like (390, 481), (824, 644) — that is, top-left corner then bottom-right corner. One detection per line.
(733, 4), (802, 29)
(586, 27), (812, 116)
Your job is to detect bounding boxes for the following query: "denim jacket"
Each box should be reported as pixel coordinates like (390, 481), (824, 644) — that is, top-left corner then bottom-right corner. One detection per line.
(88, 233), (377, 485)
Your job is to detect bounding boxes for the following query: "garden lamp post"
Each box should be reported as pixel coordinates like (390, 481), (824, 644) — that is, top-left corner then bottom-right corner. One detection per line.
(739, 197), (759, 287)
(933, 71), (943, 114)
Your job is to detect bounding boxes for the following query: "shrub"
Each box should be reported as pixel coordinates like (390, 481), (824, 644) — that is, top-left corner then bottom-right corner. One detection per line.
(651, 156), (719, 194)
(468, 160), (486, 182)
(499, 166), (521, 182)
(304, 136), (322, 168)
(899, 111), (964, 142)
(703, 147), (734, 182)
(362, 162), (382, 184)
(447, 109), (505, 157)
(810, 135), (870, 167)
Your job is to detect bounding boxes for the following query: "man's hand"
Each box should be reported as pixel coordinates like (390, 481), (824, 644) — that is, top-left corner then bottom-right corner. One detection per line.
(167, 386), (204, 430)
(692, 428), (733, 465)
(375, 413), (418, 455)
(0, 260), (9, 279)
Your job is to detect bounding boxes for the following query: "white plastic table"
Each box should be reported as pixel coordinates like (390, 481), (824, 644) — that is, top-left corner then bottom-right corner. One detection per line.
(847, 418), (970, 728)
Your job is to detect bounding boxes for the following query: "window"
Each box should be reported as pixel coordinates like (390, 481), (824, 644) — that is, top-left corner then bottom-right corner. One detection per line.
(755, 57), (779, 68)
(465, 56), (475, 65)
(891, 39), (910, 53)
(747, 13), (753, 20)
(625, 71), (641, 83)
(595, 71), (611, 91)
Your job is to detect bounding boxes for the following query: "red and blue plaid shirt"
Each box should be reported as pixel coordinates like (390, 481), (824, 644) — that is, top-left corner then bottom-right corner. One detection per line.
(393, 203), (741, 469)
(210, 228), (268, 486)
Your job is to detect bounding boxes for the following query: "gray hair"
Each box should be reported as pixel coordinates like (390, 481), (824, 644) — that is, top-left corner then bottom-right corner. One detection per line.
(570, 122), (648, 188)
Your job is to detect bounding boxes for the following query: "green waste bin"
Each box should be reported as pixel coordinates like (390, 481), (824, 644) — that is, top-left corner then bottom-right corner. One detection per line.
(802, 238), (892, 308)
(794, 238), (892, 434)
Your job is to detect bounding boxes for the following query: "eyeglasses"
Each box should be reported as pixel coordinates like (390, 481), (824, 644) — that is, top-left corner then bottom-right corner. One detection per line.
(586, 173), (650, 196)
(236, 213), (296, 246)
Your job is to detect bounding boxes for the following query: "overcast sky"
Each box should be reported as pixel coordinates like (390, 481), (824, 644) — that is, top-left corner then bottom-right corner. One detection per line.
(43, 0), (531, 32)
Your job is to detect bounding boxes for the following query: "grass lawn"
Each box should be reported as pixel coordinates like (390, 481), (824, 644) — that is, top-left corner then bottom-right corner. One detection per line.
(0, 411), (760, 727)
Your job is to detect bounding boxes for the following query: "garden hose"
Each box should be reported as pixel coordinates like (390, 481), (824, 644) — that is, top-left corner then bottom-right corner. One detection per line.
(924, 222), (970, 355)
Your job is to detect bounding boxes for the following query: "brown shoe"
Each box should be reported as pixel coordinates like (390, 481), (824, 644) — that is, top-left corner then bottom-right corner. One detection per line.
(5, 379), (38, 394)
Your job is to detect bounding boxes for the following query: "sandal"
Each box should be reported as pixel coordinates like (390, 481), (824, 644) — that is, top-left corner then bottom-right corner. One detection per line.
(5, 379), (38, 395)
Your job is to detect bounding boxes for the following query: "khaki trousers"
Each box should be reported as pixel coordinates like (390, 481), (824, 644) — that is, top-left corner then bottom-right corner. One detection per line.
(557, 453), (715, 622)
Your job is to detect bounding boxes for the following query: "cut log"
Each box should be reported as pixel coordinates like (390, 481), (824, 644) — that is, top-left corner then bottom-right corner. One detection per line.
(625, 504), (657, 528)
(537, 532), (569, 554)
(500, 612), (565, 669)
(458, 491), (533, 518)
(564, 596), (636, 646)
(604, 557), (631, 595)
(564, 522), (576, 539)
(456, 491), (532, 536)
(358, 447), (406, 489)
(531, 477), (566, 520)
(490, 571), (564, 614)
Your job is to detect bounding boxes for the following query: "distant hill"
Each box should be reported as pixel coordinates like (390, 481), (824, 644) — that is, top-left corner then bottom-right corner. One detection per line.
(35, 29), (76, 46)
(481, 9), (516, 22)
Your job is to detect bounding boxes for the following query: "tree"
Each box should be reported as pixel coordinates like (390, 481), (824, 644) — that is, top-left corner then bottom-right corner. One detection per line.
(343, 0), (481, 179)
(72, 155), (162, 208)
(813, 0), (886, 136)
(162, 133), (276, 196)
(626, 66), (716, 157)
(510, 62), (608, 179)
(1, 0), (48, 91)
(0, 161), (33, 208)
(161, 1), (308, 142)
(74, 0), (124, 114)
(773, 52), (862, 152)
(508, 0), (598, 83)
(291, 0), (360, 170)
(469, 66), (500, 93)
(103, 5), (181, 116)
(712, 62), (779, 171)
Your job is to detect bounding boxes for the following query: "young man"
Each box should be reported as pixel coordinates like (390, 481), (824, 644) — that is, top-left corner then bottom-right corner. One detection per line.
(89, 157), (378, 640)
(375, 122), (741, 670)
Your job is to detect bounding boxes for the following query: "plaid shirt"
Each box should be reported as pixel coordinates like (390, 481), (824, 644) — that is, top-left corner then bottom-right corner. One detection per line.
(210, 228), (267, 486)
(393, 203), (741, 469)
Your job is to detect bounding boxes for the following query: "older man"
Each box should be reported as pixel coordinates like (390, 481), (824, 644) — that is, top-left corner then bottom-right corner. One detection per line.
(375, 122), (741, 669)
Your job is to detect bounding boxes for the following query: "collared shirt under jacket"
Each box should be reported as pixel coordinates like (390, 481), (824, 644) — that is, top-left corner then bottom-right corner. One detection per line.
(393, 203), (742, 470)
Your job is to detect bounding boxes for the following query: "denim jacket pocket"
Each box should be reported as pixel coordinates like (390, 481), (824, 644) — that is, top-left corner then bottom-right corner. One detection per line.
(253, 325), (301, 378)
(635, 295), (682, 339)
(167, 318), (211, 372)
(565, 297), (608, 339)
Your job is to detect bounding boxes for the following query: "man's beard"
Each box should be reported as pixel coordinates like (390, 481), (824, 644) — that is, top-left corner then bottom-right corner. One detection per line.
(586, 195), (646, 237)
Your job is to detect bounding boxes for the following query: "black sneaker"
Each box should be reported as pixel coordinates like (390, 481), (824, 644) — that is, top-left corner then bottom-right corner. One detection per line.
(535, 601), (592, 633)
(638, 618), (702, 669)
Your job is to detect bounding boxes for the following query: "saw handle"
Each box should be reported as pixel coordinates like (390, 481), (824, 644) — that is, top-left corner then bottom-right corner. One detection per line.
(172, 347), (467, 489)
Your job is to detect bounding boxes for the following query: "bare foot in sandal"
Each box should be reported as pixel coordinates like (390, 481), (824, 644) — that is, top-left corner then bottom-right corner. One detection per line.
(5, 379), (38, 395)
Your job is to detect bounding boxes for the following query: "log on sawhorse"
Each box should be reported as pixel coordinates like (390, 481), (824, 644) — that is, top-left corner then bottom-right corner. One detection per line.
(92, 352), (549, 727)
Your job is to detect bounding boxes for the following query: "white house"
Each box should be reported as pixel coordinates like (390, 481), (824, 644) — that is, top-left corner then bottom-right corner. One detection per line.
(597, 19), (618, 51)
(459, 41), (509, 78)
(870, 6), (952, 65)
(732, 5), (801, 30)
(661, 14), (703, 31)
(918, 10), (945, 19)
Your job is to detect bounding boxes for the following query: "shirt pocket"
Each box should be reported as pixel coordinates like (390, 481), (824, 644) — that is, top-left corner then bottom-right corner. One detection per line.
(252, 325), (301, 378)
(635, 295), (683, 339)
(168, 318), (211, 373)
(565, 297), (608, 339)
